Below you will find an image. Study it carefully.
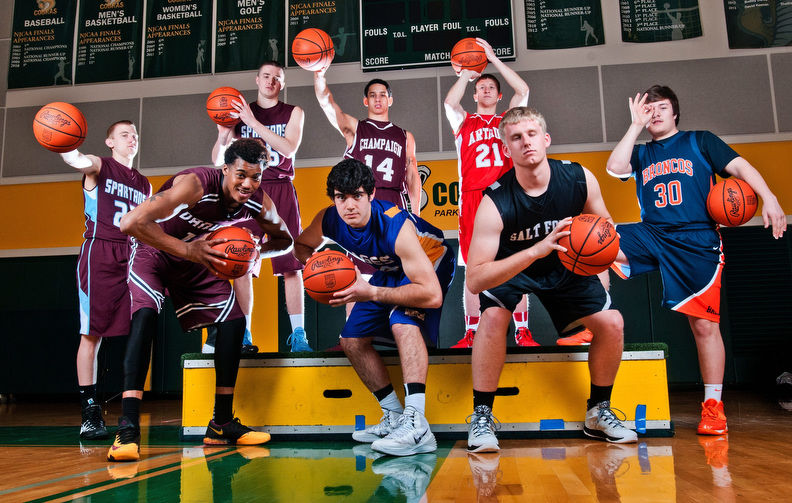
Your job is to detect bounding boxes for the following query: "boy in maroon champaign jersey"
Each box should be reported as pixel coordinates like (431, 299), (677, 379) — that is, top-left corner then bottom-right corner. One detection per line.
(106, 138), (292, 462)
(59, 120), (151, 441)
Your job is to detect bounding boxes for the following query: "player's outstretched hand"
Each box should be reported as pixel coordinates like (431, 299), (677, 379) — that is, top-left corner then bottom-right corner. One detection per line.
(476, 38), (497, 62)
(531, 217), (572, 260)
(329, 267), (374, 305)
(629, 93), (653, 129)
(186, 235), (229, 277)
(457, 68), (480, 81)
(762, 196), (787, 239)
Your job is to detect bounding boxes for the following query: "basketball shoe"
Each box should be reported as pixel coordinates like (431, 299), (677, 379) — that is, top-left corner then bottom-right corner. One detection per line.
(203, 418), (271, 445)
(80, 404), (109, 440)
(352, 409), (401, 443)
(514, 327), (539, 347)
(584, 401), (638, 443)
(557, 328), (593, 346)
(467, 452), (501, 498)
(107, 416), (140, 462)
(698, 399), (728, 435)
(371, 406), (437, 456)
(451, 329), (475, 348)
(466, 404), (500, 452)
(287, 327), (313, 352)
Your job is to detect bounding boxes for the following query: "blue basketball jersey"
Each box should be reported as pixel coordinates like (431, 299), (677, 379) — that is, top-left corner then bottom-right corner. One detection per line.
(629, 131), (739, 229)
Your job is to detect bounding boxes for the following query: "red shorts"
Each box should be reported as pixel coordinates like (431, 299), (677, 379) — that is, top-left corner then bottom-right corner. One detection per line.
(458, 189), (485, 265)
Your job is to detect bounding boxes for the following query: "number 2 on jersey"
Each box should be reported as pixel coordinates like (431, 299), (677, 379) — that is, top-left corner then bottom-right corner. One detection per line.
(653, 180), (682, 207)
(475, 143), (504, 168)
(364, 155), (394, 182)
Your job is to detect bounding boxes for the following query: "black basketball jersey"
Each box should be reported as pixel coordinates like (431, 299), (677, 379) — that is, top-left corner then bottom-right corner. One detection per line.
(484, 159), (587, 277)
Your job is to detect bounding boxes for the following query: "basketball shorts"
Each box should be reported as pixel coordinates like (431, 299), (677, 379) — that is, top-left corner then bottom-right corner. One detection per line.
(349, 188), (410, 275)
(128, 243), (243, 331)
(480, 267), (610, 336)
(77, 238), (132, 337)
(614, 222), (724, 322)
(341, 251), (455, 347)
(458, 189), (485, 265)
(255, 179), (303, 276)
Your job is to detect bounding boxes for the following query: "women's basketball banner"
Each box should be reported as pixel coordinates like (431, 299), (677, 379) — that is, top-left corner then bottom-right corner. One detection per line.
(724, 0), (792, 48)
(215, 0), (286, 72)
(8, 0), (77, 89)
(288, 0), (360, 67)
(75, 0), (143, 84)
(143, 0), (212, 78)
(524, 1), (604, 50)
(620, 0), (702, 43)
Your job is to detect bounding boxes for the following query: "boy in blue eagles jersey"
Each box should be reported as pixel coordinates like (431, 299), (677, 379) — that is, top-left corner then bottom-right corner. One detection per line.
(295, 159), (455, 457)
(607, 85), (786, 435)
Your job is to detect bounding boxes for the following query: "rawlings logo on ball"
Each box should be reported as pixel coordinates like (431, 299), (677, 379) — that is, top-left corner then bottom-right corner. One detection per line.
(223, 243), (255, 257)
(310, 255), (346, 270)
(596, 224), (613, 245)
(39, 110), (71, 128)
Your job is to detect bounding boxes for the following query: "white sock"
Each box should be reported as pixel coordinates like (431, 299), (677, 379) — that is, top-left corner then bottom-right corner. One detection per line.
(704, 384), (723, 402)
(378, 390), (403, 413)
(404, 391), (426, 416)
(289, 313), (304, 332)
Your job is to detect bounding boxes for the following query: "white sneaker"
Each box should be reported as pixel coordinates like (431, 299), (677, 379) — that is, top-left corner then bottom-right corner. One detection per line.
(352, 409), (401, 443)
(584, 401), (638, 444)
(371, 406), (437, 456)
(466, 405), (500, 452)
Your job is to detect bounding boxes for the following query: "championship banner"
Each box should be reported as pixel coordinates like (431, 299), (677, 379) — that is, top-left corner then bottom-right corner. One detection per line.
(8, 0), (77, 89)
(620, 0), (701, 43)
(724, 0), (792, 48)
(288, 0), (359, 66)
(525, 1), (604, 50)
(75, 0), (143, 84)
(143, 0), (212, 78)
(216, 0), (285, 72)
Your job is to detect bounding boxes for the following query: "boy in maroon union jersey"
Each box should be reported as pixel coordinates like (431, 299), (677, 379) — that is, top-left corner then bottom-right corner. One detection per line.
(59, 120), (152, 442)
(107, 138), (293, 462)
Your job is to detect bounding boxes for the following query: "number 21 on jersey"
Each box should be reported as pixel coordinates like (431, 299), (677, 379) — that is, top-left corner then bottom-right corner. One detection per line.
(475, 143), (504, 168)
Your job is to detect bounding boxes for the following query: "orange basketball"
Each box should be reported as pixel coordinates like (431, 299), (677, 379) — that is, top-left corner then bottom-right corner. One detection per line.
(32, 102), (87, 153)
(303, 249), (356, 304)
(206, 86), (241, 127)
(557, 214), (620, 276)
(706, 178), (758, 226)
(291, 28), (334, 71)
(206, 226), (257, 279)
(450, 38), (487, 75)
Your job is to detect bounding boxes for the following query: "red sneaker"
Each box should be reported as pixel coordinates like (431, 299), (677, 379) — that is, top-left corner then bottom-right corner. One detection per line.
(451, 329), (475, 348)
(698, 399), (728, 435)
(514, 327), (539, 347)
(557, 328), (593, 346)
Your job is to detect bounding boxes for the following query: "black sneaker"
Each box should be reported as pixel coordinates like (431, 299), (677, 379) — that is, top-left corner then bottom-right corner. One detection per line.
(80, 404), (108, 440)
(203, 418), (271, 445)
(107, 416), (140, 462)
(240, 344), (259, 355)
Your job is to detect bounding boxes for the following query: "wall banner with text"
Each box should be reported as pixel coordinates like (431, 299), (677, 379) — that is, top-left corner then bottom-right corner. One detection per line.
(76, 0), (143, 84)
(8, 0), (77, 89)
(525, 1), (604, 49)
(288, 0), (359, 67)
(143, 0), (212, 78)
(620, 0), (702, 43)
(216, 0), (285, 72)
(724, 0), (792, 48)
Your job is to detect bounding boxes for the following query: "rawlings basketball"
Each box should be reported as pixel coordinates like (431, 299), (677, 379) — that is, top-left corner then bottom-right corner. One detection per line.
(32, 102), (87, 153)
(706, 178), (758, 226)
(291, 28), (334, 71)
(206, 87), (241, 127)
(450, 38), (487, 75)
(557, 214), (620, 276)
(303, 249), (356, 304)
(206, 226), (257, 279)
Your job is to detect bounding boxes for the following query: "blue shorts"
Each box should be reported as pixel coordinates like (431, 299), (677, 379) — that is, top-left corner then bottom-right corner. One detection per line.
(614, 222), (724, 322)
(340, 252), (455, 347)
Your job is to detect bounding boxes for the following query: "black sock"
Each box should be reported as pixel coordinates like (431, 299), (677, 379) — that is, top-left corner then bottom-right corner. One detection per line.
(373, 384), (394, 401)
(122, 397), (141, 426)
(473, 389), (496, 410)
(404, 382), (426, 395)
(79, 384), (97, 409)
(214, 393), (234, 425)
(587, 384), (613, 410)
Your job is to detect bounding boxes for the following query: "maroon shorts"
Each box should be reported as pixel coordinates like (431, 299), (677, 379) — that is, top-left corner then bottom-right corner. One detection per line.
(77, 238), (131, 337)
(128, 243), (243, 331)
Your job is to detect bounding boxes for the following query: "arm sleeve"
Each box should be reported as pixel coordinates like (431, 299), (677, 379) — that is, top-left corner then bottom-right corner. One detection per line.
(696, 130), (739, 176)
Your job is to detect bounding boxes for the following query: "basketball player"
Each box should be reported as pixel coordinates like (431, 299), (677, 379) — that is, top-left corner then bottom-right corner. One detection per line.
(109, 139), (292, 461)
(443, 38), (539, 348)
(465, 107), (637, 451)
(606, 85), (786, 435)
(294, 159), (455, 456)
(59, 120), (151, 441)
(211, 60), (311, 353)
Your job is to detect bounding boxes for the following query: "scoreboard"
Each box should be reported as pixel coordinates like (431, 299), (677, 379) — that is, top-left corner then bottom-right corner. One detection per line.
(360, 0), (515, 71)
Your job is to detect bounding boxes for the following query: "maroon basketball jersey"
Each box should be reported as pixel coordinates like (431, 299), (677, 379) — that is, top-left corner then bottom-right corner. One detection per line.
(156, 167), (265, 241)
(83, 157), (151, 243)
(234, 101), (296, 181)
(344, 119), (408, 194)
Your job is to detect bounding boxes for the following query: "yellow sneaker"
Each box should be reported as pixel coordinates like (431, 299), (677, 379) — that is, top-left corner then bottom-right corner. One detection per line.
(106, 416), (140, 462)
(203, 418), (271, 445)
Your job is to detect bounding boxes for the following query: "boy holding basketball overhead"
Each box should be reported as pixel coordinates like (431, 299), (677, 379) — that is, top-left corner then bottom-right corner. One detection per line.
(606, 85), (786, 435)
(211, 60), (312, 353)
(465, 107), (636, 451)
(110, 138), (292, 461)
(294, 159), (455, 457)
(58, 120), (152, 441)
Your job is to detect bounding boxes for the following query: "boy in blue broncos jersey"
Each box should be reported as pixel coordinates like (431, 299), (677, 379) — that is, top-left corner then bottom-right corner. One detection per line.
(607, 85), (786, 435)
(295, 159), (455, 457)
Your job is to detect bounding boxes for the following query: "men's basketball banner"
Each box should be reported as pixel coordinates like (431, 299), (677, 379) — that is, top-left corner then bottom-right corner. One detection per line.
(724, 0), (792, 48)
(524, 0), (604, 50)
(143, 0), (212, 78)
(8, 0), (78, 89)
(288, 0), (359, 66)
(75, 0), (143, 84)
(620, 0), (702, 43)
(215, 0), (286, 72)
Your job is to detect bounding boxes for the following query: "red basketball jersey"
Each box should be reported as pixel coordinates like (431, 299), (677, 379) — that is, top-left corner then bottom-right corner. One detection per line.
(455, 113), (512, 192)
